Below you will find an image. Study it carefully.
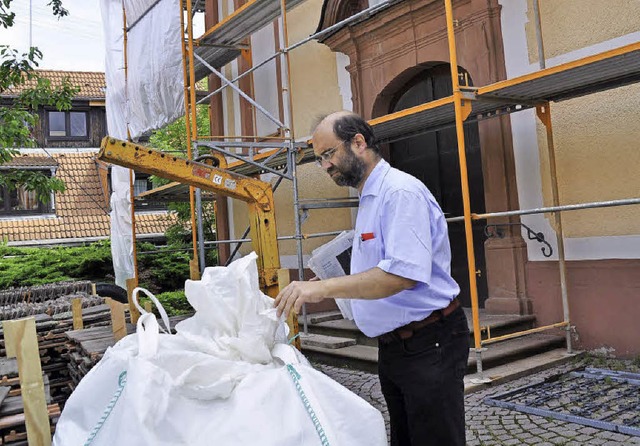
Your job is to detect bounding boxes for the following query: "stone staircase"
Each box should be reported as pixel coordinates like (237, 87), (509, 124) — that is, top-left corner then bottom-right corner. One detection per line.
(300, 308), (567, 375)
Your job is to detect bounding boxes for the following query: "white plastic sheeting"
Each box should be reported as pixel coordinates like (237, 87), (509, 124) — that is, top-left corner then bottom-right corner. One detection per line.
(101, 0), (134, 289)
(124, 0), (185, 138)
(100, 0), (185, 287)
(101, 0), (185, 140)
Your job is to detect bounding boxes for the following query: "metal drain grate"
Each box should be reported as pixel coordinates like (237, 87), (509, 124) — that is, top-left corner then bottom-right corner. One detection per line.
(484, 367), (640, 437)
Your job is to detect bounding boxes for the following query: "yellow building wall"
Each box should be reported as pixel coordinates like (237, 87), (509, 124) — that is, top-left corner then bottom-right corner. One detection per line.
(526, 1), (640, 237)
(525, 0), (640, 63)
(231, 0), (353, 259)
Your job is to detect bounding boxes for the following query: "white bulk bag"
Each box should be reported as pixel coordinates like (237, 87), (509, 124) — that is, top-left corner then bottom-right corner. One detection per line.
(53, 253), (386, 446)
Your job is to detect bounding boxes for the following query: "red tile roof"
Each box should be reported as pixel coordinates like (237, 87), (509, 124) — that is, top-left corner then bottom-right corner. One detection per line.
(3, 70), (106, 99)
(0, 155), (58, 168)
(0, 151), (175, 244)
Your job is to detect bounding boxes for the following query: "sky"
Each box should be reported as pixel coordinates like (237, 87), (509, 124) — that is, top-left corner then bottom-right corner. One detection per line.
(0, 1), (205, 73)
(0, 0), (106, 72)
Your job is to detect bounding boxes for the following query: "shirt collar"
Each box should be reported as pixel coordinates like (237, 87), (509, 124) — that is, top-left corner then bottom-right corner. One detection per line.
(360, 158), (389, 198)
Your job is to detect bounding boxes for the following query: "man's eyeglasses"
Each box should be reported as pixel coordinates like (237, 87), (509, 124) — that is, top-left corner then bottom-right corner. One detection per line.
(314, 140), (348, 166)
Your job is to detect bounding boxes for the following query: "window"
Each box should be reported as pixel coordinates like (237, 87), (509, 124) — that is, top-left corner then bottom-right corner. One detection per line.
(106, 169), (166, 211)
(0, 173), (53, 216)
(47, 110), (88, 138)
(133, 173), (166, 211)
(134, 177), (151, 197)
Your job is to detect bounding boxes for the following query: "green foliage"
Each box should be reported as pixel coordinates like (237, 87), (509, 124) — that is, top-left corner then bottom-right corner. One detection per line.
(0, 169), (65, 203)
(0, 1), (76, 203)
(137, 242), (192, 294)
(0, 46), (42, 90)
(47, 0), (69, 19)
(0, 0), (16, 29)
(17, 76), (78, 111)
(0, 108), (33, 157)
(147, 101), (218, 266)
(140, 290), (193, 317)
(0, 241), (114, 288)
(0, 241), (196, 295)
(148, 104), (211, 179)
(162, 201), (219, 267)
(0, 240), (195, 317)
(0, 1), (67, 30)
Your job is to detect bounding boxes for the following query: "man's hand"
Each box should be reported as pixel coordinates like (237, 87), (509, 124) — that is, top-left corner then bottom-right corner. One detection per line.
(274, 268), (416, 318)
(275, 280), (327, 318)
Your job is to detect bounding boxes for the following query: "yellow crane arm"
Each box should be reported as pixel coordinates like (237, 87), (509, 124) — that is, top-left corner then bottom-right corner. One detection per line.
(98, 137), (281, 293)
(100, 137), (272, 209)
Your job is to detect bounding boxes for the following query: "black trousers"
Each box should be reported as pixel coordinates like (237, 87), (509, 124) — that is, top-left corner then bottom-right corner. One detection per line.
(378, 306), (470, 446)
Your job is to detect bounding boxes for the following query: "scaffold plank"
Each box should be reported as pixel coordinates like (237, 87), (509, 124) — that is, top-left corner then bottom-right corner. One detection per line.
(192, 0), (307, 80)
(145, 42), (640, 201)
(370, 41), (640, 143)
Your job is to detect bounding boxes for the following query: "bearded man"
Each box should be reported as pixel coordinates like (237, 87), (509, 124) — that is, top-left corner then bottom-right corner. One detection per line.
(276, 111), (469, 446)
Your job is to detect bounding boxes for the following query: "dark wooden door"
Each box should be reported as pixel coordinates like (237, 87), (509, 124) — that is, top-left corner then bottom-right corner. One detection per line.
(388, 64), (488, 308)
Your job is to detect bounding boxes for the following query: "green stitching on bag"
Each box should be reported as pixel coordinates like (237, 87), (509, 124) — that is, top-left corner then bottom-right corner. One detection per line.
(286, 364), (331, 446)
(83, 371), (127, 445)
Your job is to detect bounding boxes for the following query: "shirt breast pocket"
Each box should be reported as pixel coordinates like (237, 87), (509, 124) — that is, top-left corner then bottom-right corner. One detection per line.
(356, 234), (382, 270)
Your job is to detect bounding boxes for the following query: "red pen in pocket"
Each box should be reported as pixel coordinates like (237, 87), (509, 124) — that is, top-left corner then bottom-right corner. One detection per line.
(360, 232), (375, 242)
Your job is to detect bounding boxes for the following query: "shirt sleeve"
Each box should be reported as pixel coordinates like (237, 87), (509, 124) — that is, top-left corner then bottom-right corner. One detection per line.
(376, 189), (433, 284)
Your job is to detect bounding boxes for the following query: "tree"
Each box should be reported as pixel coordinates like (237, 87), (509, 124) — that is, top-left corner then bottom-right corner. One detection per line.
(148, 102), (211, 156)
(148, 103), (218, 265)
(0, 0), (74, 202)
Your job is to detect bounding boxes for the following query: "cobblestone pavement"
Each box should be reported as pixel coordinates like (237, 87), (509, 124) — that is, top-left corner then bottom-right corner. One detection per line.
(312, 357), (640, 445)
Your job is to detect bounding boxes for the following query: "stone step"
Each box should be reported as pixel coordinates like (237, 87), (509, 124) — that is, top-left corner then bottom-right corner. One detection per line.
(303, 344), (379, 372)
(469, 333), (565, 371)
(299, 333), (356, 349)
(464, 348), (580, 394)
(307, 310), (344, 324)
(301, 332), (565, 374)
(304, 309), (537, 347)
(304, 317), (373, 344)
(468, 312), (536, 337)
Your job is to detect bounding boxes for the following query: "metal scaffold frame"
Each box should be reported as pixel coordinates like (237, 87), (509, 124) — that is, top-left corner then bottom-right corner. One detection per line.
(440, 0), (640, 378)
(117, 0), (640, 372)
(176, 0), (406, 334)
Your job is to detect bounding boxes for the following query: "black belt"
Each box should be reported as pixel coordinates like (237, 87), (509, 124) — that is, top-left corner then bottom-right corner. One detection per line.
(378, 298), (460, 344)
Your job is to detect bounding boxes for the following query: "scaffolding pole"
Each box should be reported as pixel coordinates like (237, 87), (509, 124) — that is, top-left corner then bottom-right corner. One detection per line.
(446, 197), (640, 222)
(533, 0), (546, 69)
(195, 54), (287, 129)
(198, 0), (396, 105)
(179, 0), (201, 277)
(199, 142), (293, 179)
(537, 103), (572, 354)
(119, 0), (640, 369)
(277, 0), (308, 335)
(444, 0), (486, 378)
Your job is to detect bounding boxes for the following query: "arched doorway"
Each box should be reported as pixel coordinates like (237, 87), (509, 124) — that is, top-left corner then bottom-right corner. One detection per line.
(387, 64), (488, 308)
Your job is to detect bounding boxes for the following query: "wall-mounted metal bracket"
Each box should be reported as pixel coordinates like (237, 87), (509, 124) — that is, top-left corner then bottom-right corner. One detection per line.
(484, 222), (553, 257)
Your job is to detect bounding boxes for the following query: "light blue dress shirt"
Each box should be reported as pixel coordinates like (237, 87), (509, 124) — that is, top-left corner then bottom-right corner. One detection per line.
(350, 159), (460, 337)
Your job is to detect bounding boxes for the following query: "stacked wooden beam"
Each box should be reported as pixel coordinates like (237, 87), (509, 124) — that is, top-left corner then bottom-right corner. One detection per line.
(0, 297), (112, 406)
(0, 359), (60, 445)
(0, 282), (93, 320)
(65, 324), (134, 387)
(65, 314), (192, 386)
